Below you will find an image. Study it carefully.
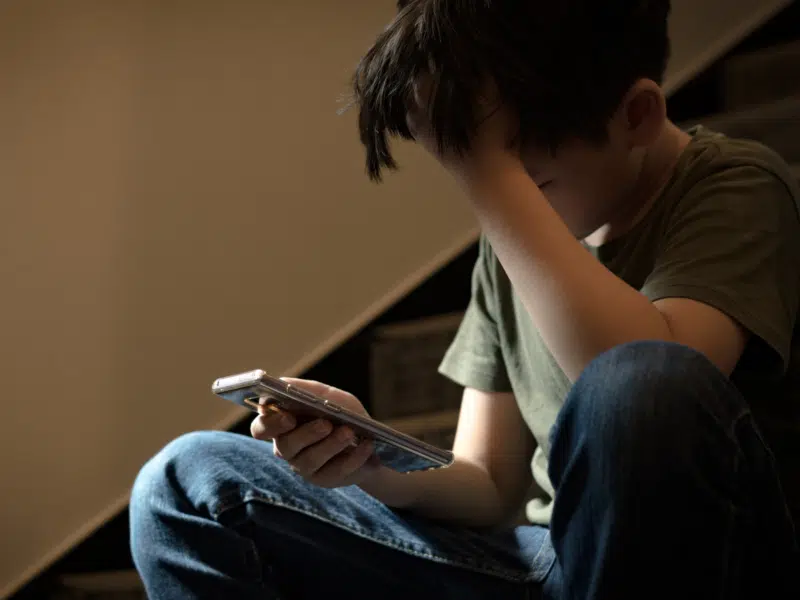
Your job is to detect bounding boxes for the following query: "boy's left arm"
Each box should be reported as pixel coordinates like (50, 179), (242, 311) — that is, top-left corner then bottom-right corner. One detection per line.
(406, 91), (798, 381)
(463, 156), (799, 381)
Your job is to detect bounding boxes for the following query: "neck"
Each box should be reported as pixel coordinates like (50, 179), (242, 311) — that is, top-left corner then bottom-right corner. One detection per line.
(585, 121), (691, 247)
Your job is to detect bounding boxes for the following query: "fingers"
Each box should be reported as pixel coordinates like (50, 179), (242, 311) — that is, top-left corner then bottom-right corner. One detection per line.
(289, 425), (358, 477)
(250, 407), (295, 441)
(250, 378), (377, 490)
(270, 422), (379, 488)
(314, 440), (378, 488)
(273, 419), (333, 461)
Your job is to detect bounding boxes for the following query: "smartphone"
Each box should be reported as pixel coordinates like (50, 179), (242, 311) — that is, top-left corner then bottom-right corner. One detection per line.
(212, 369), (454, 473)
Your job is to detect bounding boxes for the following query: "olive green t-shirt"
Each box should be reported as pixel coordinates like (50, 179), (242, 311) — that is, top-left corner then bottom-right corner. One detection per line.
(439, 127), (800, 525)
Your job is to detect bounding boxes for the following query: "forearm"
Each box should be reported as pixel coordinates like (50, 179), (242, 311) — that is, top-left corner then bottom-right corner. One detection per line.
(467, 159), (673, 381)
(358, 457), (510, 528)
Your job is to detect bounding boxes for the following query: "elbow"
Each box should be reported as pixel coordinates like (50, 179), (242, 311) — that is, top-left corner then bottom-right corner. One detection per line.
(567, 323), (676, 383)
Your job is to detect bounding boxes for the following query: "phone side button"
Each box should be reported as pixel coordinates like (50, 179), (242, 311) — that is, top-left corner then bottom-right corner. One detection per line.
(323, 400), (341, 412)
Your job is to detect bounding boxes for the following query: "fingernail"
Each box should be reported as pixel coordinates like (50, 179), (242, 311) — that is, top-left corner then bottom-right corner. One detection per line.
(315, 419), (331, 433)
(337, 427), (354, 443)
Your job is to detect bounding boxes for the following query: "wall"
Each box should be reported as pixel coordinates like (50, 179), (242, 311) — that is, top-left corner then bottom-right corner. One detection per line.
(0, 0), (790, 596)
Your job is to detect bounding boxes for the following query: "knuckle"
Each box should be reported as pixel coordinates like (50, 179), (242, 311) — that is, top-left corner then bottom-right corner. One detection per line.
(255, 415), (282, 438)
(291, 451), (319, 475)
(337, 461), (359, 480)
(273, 442), (288, 459)
(291, 465), (309, 479)
(327, 432), (352, 455)
(299, 445), (338, 477)
(274, 435), (298, 460)
(305, 472), (327, 487)
(347, 451), (369, 472)
(302, 418), (327, 434)
(308, 468), (339, 490)
(282, 425), (315, 451)
(289, 455), (308, 472)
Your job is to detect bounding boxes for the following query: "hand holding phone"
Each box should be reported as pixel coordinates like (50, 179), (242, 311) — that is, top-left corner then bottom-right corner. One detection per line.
(213, 369), (454, 476)
(250, 379), (381, 489)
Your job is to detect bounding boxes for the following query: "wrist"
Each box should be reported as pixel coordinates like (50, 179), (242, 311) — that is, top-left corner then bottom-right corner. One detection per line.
(464, 151), (526, 194)
(358, 465), (420, 508)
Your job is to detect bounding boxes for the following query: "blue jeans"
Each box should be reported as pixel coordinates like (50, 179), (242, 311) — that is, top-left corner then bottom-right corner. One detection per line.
(130, 342), (799, 599)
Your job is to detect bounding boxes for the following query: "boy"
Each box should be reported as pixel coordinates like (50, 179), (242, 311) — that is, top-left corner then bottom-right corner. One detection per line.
(130, 1), (800, 598)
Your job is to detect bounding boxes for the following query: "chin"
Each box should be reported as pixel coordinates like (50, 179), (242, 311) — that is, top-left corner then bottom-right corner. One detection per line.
(545, 194), (607, 240)
(574, 227), (599, 241)
(559, 214), (601, 240)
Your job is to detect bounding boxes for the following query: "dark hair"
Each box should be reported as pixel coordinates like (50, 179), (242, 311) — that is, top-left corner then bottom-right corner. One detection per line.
(350, 0), (671, 181)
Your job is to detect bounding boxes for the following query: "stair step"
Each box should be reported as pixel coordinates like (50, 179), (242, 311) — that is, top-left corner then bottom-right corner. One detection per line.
(385, 409), (460, 436)
(723, 40), (800, 110)
(688, 95), (800, 164)
(49, 571), (144, 600)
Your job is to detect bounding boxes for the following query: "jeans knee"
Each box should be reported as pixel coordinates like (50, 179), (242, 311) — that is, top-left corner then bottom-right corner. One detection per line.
(132, 431), (210, 503)
(130, 431), (246, 561)
(554, 341), (743, 460)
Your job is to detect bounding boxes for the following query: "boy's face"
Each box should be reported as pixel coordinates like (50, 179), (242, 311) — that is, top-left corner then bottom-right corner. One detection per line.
(522, 135), (642, 239)
(519, 81), (666, 240)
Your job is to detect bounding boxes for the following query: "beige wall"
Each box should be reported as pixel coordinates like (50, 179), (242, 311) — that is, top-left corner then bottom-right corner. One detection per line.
(0, 0), (789, 595)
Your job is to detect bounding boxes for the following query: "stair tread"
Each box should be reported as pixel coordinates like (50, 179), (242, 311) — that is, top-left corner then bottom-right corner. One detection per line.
(685, 95), (800, 163)
(724, 39), (800, 69)
(695, 94), (800, 126)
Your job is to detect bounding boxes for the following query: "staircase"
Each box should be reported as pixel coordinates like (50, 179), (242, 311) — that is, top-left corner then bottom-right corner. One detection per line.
(5, 1), (800, 598)
(696, 94), (800, 166)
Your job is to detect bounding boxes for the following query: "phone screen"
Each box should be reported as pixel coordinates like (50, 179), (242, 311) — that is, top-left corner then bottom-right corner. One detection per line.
(372, 439), (446, 472)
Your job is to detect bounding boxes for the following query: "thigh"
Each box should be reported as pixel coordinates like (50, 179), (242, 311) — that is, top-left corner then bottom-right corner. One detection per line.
(200, 432), (555, 599)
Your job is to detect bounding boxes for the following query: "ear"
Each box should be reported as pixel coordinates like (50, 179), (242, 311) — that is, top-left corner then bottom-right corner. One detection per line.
(616, 79), (667, 148)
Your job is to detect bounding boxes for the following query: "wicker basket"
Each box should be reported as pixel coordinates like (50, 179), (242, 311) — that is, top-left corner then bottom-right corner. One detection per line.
(369, 312), (465, 421)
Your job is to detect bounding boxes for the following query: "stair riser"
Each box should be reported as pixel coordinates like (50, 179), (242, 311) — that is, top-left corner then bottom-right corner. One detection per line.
(723, 41), (800, 110)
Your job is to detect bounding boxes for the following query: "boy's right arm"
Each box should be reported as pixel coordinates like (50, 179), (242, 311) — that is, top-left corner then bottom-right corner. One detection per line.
(252, 381), (535, 529)
(359, 386), (535, 528)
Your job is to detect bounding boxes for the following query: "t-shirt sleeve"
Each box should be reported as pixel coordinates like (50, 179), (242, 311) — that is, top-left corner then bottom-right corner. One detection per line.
(641, 164), (800, 370)
(438, 237), (513, 392)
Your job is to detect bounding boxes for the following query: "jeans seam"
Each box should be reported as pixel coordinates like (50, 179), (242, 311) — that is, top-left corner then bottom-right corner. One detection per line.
(213, 490), (547, 583)
(732, 412), (800, 546)
(204, 491), (268, 589)
(529, 534), (556, 580)
(244, 537), (264, 587)
(212, 491), (252, 519)
(722, 435), (741, 598)
(694, 391), (749, 443)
